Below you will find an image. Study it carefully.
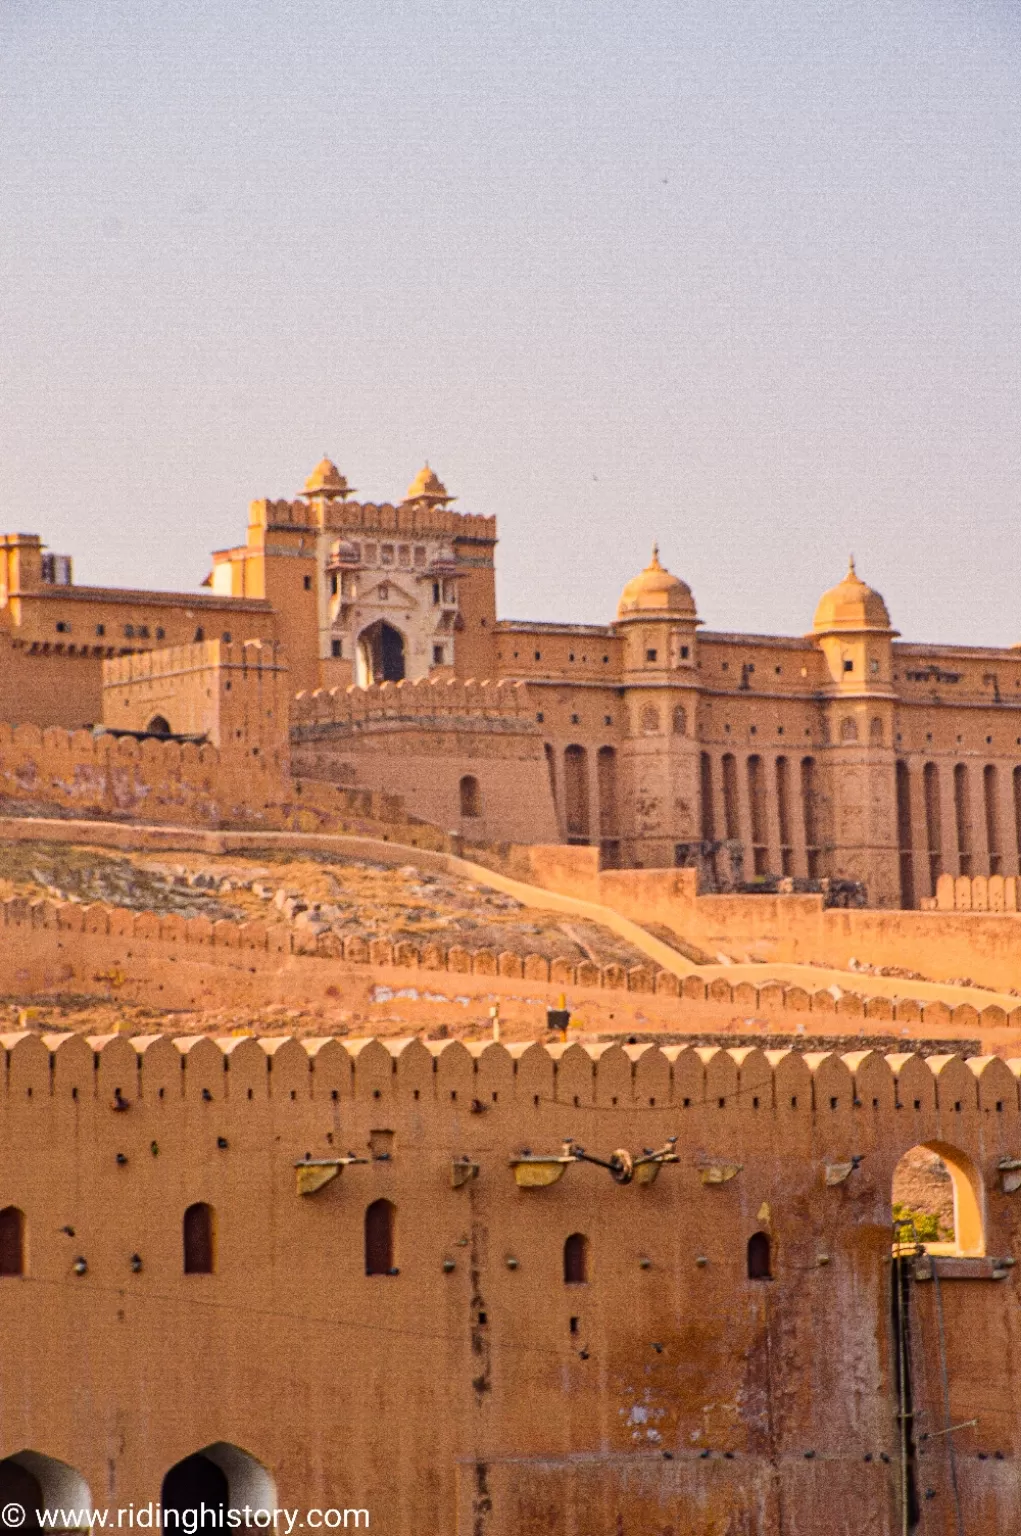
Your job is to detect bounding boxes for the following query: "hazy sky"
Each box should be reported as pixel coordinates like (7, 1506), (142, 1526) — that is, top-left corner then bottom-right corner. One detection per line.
(2, 0), (1019, 645)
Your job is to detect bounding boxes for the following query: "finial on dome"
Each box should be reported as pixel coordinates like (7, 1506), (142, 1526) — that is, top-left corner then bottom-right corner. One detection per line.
(848, 553), (857, 576)
(651, 542), (661, 567)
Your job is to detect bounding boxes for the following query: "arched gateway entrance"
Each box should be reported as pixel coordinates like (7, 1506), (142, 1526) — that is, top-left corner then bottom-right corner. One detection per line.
(357, 621), (406, 684)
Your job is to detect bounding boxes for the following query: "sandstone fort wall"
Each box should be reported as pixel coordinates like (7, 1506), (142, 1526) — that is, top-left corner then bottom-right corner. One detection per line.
(2, 894), (1018, 1048)
(0, 1030), (1019, 1533)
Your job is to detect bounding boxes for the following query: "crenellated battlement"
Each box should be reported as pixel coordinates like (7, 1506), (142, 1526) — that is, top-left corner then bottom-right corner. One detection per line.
(292, 677), (533, 730)
(250, 497), (497, 541)
(103, 638), (288, 689)
(0, 1026), (1015, 1134)
(1, 891), (1016, 1038)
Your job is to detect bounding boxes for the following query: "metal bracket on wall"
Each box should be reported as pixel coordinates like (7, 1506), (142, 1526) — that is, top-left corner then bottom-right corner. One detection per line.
(451, 1157), (480, 1188)
(294, 1154), (370, 1196)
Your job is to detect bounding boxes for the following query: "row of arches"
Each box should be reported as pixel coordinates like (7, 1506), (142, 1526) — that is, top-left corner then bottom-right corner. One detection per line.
(897, 759), (1021, 906)
(0, 1444), (276, 1531)
(546, 744), (618, 844)
(701, 752), (822, 879)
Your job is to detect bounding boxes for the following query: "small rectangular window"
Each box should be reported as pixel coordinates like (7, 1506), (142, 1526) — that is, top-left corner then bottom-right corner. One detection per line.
(646, 648), (657, 662)
(303, 574), (312, 590)
(433, 645), (444, 665)
(96, 624), (105, 637)
(380, 544), (395, 566)
(331, 639), (343, 658)
(843, 659), (854, 673)
(680, 645), (689, 659)
(55, 621), (70, 633)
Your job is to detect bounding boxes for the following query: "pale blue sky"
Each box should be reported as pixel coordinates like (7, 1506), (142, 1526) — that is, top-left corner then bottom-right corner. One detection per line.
(1, 0), (1019, 644)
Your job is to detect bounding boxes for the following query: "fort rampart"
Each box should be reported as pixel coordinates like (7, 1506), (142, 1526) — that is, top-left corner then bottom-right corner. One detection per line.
(0, 1030), (1019, 1534)
(291, 677), (533, 728)
(2, 893), (1019, 1048)
(252, 496), (497, 540)
(0, 724), (454, 848)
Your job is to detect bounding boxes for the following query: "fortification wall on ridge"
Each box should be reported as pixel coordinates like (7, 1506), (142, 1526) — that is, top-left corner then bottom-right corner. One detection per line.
(491, 845), (1021, 996)
(0, 1030), (1018, 1534)
(2, 894), (1019, 1046)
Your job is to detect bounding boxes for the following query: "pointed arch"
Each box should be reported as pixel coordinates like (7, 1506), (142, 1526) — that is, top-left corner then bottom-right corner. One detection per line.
(0, 1453), (92, 1530)
(563, 1232), (589, 1285)
(747, 1231), (772, 1280)
(0, 1206), (25, 1276)
(183, 1202), (215, 1274)
(161, 1444), (274, 1524)
(365, 1198), (396, 1275)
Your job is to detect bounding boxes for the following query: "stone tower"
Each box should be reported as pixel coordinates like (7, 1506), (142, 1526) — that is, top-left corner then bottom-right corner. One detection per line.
(812, 559), (900, 905)
(614, 547), (702, 866)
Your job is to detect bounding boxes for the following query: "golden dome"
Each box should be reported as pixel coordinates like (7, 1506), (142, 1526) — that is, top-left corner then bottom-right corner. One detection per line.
(617, 545), (696, 619)
(813, 557), (892, 633)
(303, 456), (353, 500)
(405, 463), (453, 506)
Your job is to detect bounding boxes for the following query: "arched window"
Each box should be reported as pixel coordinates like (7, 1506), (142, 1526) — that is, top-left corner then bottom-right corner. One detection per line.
(183, 1202), (214, 1275)
(869, 716), (884, 746)
(365, 1199), (396, 1275)
(747, 1231), (771, 1280)
(892, 1142), (984, 1256)
(801, 756), (820, 878)
(146, 715), (171, 738)
(984, 764), (1001, 874)
(459, 775), (481, 818)
(0, 1206), (25, 1276)
(641, 704), (660, 735)
(597, 745), (617, 838)
(775, 756), (792, 876)
(162, 1444), (274, 1528)
(924, 761), (942, 894)
(700, 752), (715, 842)
(895, 759), (915, 908)
(563, 745), (589, 841)
(193, 627), (204, 643)
(721, 752), (740, 841)
(0, 1454), (92, 1531)
(747, 754), (767, 876)
(840, 716), (858, 743)
(954, 763), (972, 876)
(672, 705), (687, 736)
(563, 1232), (589, 1285)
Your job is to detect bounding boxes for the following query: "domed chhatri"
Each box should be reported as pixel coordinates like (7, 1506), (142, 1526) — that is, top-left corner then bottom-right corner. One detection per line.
(405, 463), (454, 507)
(617, 544), (697, 620)
(813, 556), (892, 633)
(303, 457), (353, 501)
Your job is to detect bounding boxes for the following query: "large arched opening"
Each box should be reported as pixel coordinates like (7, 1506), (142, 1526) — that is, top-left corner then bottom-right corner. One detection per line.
(892, 1141), (984, 1256)
(357, 621), (406, 685)
(0, 1452), (92, 1530)
(146, 716), (172, 737)
(161, 1443), (275, 1525)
